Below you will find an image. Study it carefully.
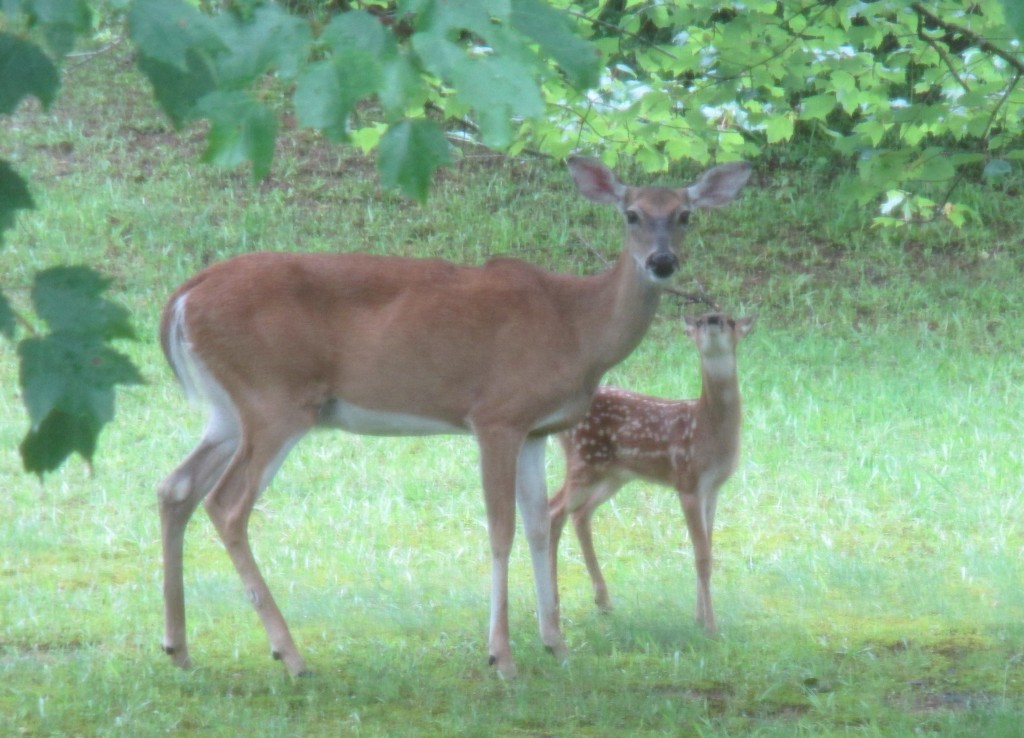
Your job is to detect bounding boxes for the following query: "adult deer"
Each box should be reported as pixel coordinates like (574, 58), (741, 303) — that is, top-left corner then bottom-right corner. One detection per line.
(549, 312), (756, 635)
(156, 157), (751, 678)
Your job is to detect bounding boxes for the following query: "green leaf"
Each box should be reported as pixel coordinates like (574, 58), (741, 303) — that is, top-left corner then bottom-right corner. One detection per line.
(213, 3), (312, 85)
(377, 118), (451, 201)
(32, 266), (135, 340)
(380, 53), (428, 118)
(0, 32), (60, 113)
(983, 158), (1013, 179)
(195, 91), (278, 180)
(20, 408), (99, 476)
(17, 281), (143, 475)
(127, 0), (225, 71)
(26, 0), (92, 58)
(510, 0), (599, 89)
(419, 0), (510, 39)
(1000, 0), (1024, 39)
(451, 56), (544, 147)
(136, 51), (217, 127)
(295, 54), (382, 142)
(831, 70), (860, 113)
(322, 9), (395, 57)
(410, 32), (465, 78)
(798, 93), (836, 122)
(18, 333), (142, 428)
(765, 114), (794, 144)
(0, 289), (15, 339)
(0, 159), (35, 245)
(913, 150), (955, 182)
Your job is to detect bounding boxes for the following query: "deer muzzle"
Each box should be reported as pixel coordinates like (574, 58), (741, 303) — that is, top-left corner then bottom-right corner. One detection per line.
(646, 249), (679, 280)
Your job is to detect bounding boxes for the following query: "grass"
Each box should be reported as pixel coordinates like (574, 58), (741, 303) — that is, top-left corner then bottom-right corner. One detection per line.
(2, 48), (1024, 737)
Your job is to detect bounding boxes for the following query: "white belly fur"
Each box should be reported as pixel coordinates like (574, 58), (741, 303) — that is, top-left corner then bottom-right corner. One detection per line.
(317, 398), (469, 436)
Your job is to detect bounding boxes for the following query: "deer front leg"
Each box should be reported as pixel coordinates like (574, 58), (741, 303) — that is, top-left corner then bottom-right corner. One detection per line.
(680, 488), (716, 635)
(516, 436), (568, 664)
(477, 428), (523, 678)
(572, 506), (613, 612)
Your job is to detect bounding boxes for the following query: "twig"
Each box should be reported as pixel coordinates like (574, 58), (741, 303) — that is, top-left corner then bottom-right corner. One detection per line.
(66, 37), (127, 69)
(664, 284), (719, 310)
(915, 12), (971, 93)
(909, 2), (1024, 77)
(574, 233), (718, 309)
(576, 233), (613, 267)
(564, 9), (678, 62)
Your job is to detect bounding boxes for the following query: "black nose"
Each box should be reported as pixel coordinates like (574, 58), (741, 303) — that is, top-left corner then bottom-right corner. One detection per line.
(647, 251), (679, 279)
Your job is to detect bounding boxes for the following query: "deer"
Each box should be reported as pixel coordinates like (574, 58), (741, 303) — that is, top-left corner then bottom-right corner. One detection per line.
(156, 156), (752, 679)
(549, 311), (756, 636)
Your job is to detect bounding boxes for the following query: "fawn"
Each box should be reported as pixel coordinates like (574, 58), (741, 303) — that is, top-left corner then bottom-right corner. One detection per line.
(549, 312), (755, 635)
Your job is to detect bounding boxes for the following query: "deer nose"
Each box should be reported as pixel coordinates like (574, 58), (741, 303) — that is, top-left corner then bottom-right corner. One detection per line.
(646, 251), (679, 279)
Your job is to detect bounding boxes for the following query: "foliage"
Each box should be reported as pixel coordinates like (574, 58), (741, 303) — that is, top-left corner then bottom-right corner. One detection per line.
(1, 0), (1022, 474)
(0, 0), (598, 473)
(539, 0), (1024, 227)
(17, 268), (144, 475)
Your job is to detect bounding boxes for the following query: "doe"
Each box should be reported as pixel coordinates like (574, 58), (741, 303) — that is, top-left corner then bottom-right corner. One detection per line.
(549, 312), (755, 635)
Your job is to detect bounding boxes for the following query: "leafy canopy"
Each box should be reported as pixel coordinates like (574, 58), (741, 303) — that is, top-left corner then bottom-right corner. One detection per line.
(1, 0), (1022, 473)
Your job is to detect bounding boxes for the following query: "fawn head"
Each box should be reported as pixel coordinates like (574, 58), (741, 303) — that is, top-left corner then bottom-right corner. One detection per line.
(684, 312), (757, 363)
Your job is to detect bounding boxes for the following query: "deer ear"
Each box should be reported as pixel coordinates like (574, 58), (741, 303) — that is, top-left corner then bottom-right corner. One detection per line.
(684, 315), (699, 339)
(686, 161), (752, 209)
(567, 156), (628, 206)
(736, 314), (757, 337)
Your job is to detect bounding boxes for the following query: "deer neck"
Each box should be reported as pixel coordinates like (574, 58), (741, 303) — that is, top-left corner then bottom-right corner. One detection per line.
(697, 354), (742, 439)
(580, 250), (664, 373)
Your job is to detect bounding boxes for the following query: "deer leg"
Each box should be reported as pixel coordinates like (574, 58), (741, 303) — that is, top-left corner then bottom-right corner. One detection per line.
(570, 479), (622, 612)
(680, 487), (716, 635)
(158, 414), (239, 668)
(547, 482), (571, 617)
(203, 418), (309, 676)
(476, 428), (524, 678)
(516, 436), (567, 664)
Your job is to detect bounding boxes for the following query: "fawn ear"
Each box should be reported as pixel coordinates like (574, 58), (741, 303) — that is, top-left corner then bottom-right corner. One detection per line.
(736, 314), (757, 337)
(567, 156), (627, 206)
(684, 315), (699, 339)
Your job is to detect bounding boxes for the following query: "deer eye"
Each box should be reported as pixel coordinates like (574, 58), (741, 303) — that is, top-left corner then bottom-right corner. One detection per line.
(625, 210), (641, 225)
(676, 211), (691, 226)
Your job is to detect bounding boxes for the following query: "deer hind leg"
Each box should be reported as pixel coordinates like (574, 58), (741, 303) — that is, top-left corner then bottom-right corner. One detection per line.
(569, 477), (624, 612)
(158, 407), (240, 668)
(547, 480), (572, 618)
(516, 436), (567, 664)
(202, 407), (311, 676)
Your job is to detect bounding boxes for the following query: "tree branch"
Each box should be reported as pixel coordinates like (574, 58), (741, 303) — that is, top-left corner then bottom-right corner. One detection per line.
(915, 12), (970, 93)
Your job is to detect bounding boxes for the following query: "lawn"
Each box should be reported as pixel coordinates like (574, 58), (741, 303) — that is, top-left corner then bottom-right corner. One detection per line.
(1, 48), (1023, 737)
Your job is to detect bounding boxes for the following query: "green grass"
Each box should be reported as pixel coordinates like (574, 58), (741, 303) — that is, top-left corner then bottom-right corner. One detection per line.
(2, 49), (1024, 737)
